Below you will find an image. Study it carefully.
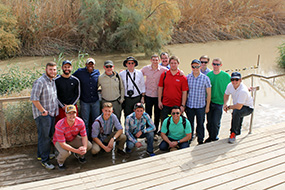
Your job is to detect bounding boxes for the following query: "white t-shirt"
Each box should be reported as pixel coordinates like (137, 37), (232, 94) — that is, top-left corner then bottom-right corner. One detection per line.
(119, 69), (145, 97)
(225, 83), (254, 108)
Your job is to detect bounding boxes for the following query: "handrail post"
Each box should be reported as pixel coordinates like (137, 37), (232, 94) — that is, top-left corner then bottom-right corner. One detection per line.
(0, 101), (10, 148)
(249, 86), (260, 134)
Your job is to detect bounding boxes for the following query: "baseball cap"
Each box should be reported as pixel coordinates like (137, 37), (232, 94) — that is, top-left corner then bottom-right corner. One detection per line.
(62, 60), (72, 66)
(191, 59), (201, 64)
(134, 102), (144, 110)
(104, 60), (114, 66)
(86, 58), (96, 65)
(65, 105), (77, 113)
(231, 72), (242, 79)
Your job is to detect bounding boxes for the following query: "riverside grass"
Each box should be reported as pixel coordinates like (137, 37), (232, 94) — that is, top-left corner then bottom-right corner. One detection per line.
(0, 0), (284, 58)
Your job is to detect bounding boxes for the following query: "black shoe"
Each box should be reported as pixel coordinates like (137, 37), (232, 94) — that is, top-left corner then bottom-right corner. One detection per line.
(73, 153), (87, 164)
(117, 149), (127, 156)
(198, 141), (203, 145)
(204, 138), (212, 143)
(58, 163), (66, 170)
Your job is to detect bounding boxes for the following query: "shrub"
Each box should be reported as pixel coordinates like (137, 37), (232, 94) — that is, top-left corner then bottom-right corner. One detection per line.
(277, 43), (285, 68)
(0, 3), (20, 59)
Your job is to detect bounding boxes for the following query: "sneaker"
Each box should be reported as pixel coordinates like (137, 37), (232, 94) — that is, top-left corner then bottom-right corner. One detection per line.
(198, 141), (203, 145)
(58, 163), (66, 170)
(117, 149), (127, 156)
(147, 151), (156, 157)
(73, 153), (87, 164)
(204, 138), (212, 143)
(37, 154), (55, 161)
(41, 162), (55, 170)
(228, 132), (236, 144)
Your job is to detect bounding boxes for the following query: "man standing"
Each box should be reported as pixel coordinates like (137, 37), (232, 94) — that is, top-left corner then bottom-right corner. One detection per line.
(199, 55), (211, 75)
(141, 54), (168, 139)
(125, 103), (156, 156)
(205, 58), (231, 143)
(185, 59), (211, 145)
(55, 60), (80, 122)
(119, 56), (145, 118)
(73, 58), (100, 138)
(91, 102), (126, 155)
(30, 62), (58, 170)
(53, 105), (92, 170)
(98, 60), (124, 121)
(223, 72), (254, 143)
(159, 52), (170, 69)
(159, 106), (192, 151)
(158, 55), (188, 121)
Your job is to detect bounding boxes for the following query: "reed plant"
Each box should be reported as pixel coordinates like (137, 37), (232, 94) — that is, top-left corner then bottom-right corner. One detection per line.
(172, 0), (285, 43)
(277, 43), (285, 68)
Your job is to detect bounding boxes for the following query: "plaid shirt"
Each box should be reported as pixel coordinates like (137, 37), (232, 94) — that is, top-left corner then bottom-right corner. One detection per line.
(30, 73), (58, 119)
(125, 112), (155, 144)
(186, 72), (211, 108)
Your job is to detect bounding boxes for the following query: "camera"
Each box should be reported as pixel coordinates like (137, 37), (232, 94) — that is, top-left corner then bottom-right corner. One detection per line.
(127, 90), (134, 97)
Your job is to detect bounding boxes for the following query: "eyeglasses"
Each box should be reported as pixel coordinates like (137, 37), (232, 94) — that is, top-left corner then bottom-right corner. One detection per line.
(201, 61), (208, 64)
(192, 65), (200, 69)
(171, 112), (180, 115)
(213, 63), (221, 66)
(231, 78), (240, 81)
(127, 62), (135, 65)
(105, 65), (113, 68)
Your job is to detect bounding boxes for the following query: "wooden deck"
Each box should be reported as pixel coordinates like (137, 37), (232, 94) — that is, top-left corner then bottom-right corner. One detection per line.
(3, 121), (284, 190)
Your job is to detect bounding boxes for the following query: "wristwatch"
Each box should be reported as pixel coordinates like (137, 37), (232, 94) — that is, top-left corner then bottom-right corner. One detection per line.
(113, 137), (117, 141)
(177, 140), (180, 144)
(42, 110), (46, 114)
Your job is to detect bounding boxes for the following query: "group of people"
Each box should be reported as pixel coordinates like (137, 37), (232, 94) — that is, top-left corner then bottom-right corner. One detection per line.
(30, 53), (254, 170)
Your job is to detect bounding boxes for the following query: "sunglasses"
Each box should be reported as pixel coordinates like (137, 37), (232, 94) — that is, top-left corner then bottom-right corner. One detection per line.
(192, 65), (200, 69)
(231, 78), (240, 81)
(213, 63), (221, 66)
(127, 62), (135, 65)
(105, 65), (113, 68)
(171, 112), (180, 115)
(201, 61), (208, 64)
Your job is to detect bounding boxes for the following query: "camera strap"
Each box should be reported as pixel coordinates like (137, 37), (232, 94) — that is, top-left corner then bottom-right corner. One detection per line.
(126, 70), (141, 94)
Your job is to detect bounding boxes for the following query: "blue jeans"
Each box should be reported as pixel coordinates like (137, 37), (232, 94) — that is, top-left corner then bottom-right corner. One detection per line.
(159, 137), (189, 151)
(80, 100), (100, 138)
(145, 96), (160, 134)
(126, 132), (154, 153)
(186, 106), (206, 142)
(231, 106), (253, 135)
(35, 115), (55, 163)
(206, 102), (223, 141)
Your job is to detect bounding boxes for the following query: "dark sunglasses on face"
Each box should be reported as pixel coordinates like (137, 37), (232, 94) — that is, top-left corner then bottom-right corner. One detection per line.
(105, 65), (113, 68)
(213, 63), (221, 66)
(192, 65), (200, 69)
(127, 62), (135, 65)
(201, 61), (208, 64)
(171, 112), (180, 115)
(231, 78), (240, 81)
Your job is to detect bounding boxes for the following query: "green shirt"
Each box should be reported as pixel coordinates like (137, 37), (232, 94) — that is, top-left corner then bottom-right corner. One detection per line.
(207, 71), (231, 105)
(161, 116), (192, 140)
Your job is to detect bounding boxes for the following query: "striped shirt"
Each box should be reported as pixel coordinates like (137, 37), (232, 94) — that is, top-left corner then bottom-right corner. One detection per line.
(186, 72), (211, 108)
(53, 117), (87, 144)
(125, 112), (155, 144)
(30, 73), (58, 119)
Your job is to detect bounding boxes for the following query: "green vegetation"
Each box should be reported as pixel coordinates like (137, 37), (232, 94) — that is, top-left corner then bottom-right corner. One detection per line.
(277, 43), (285, 68)
(0, 0), (284, 57)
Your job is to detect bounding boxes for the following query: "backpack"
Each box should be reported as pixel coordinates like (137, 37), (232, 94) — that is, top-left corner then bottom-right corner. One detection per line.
(165, 115), (187, 136)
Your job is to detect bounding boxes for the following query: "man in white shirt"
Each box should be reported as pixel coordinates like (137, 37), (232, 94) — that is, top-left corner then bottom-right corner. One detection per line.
(119, 56), (145, 118)
(223, 72), (254, 143)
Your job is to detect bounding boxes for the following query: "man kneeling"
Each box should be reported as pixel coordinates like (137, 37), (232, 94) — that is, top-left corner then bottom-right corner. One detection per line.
(91, 102), (127, 155)
(53, 105), (92, 170)
(159, 106), (192, 151)
(125, 103), (156, 156)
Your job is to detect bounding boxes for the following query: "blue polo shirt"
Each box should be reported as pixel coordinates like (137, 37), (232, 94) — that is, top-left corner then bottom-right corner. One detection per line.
(73, 67), (100, 103)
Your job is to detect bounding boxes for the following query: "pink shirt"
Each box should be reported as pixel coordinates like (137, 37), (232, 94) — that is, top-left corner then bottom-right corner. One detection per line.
(141, 64), (168, 97)
(53, 117), (87, 144)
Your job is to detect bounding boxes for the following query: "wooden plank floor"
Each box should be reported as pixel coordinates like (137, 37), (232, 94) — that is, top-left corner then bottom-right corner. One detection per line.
(3, 122), (285, 190)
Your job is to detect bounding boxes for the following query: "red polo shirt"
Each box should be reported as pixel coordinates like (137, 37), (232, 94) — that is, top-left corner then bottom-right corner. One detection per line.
(158, 70), (188, 107)
(53, 117), (87, 144)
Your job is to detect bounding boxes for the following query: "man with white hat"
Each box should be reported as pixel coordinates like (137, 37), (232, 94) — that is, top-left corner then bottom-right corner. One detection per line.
(73, 58), (100, 139)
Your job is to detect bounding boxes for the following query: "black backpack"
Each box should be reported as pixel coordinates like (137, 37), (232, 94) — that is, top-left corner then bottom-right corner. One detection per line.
(165, 115), (187, 136)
